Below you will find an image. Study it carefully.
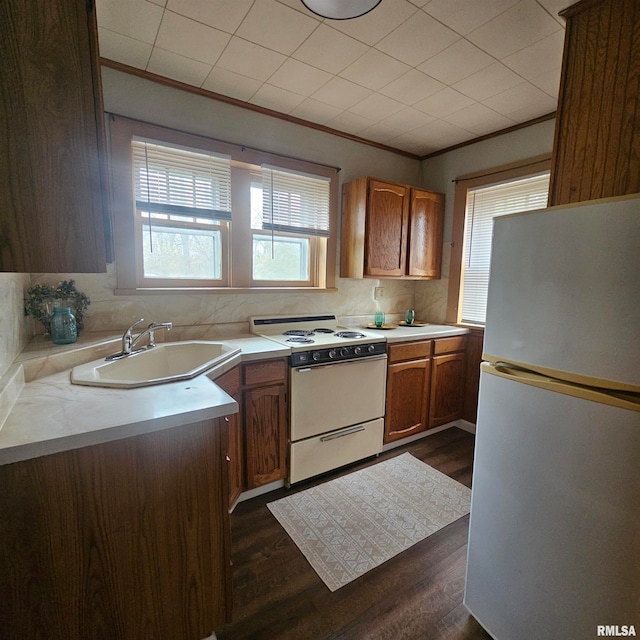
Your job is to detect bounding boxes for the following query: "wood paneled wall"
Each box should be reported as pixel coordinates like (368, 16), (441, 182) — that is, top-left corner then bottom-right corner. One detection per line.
(549, 0), (640, 205)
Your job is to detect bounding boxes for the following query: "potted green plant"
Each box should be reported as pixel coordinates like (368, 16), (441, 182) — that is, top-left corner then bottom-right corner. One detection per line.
(24, 280), (90, 336)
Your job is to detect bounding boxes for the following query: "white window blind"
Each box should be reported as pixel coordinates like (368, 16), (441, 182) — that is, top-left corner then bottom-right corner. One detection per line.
(261, 165), (330, 237)
(461, 172), (550, 325)
(132, 139), (232, 220)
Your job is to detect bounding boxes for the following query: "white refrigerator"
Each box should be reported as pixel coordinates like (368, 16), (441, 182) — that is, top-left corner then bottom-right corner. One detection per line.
(464, 194), (640, 640)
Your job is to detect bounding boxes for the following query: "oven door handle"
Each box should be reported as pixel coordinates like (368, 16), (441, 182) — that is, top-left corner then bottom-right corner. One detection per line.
(320, 425), (366, 442)
(295, 353), (387, 372)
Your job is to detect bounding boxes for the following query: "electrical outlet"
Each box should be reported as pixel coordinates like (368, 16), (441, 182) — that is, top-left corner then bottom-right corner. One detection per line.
(374, 287), (384, 300)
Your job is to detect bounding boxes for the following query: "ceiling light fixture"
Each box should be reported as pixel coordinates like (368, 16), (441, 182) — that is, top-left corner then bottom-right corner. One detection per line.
(300, 0), (383, 20)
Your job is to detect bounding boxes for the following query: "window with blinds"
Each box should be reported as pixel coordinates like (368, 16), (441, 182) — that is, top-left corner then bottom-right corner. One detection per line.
(461, 172), (550, 325)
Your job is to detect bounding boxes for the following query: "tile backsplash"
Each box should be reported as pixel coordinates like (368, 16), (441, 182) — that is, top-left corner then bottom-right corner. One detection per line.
(1, 273), (30, 377)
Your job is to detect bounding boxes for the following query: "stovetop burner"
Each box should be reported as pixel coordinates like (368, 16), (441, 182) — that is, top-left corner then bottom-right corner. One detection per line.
(335, 330), (366, 339)
(313, 328), (335, 334)
(286, 336), (315, 344)
(283, 329), (315, 337)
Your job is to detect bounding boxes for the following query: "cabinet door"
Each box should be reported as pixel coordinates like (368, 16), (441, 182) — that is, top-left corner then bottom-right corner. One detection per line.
(408, 189), (444, 278)
(244, 384), (287, 489)
(430, 352), (467, 428)
(224, 406), (244, 511)
(0, 0), (107, 272)
(385, 358), (430, 443)
(364, 180), (409, 277)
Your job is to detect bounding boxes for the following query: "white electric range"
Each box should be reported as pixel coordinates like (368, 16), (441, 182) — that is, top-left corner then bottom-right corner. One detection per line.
(250, 314), (388, 485)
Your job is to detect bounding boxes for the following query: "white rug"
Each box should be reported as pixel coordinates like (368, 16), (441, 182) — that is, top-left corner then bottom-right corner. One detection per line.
(267, 453), (472, 591)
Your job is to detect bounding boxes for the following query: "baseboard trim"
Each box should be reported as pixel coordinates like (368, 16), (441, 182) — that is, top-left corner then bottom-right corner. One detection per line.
(457, 419), (476, 434)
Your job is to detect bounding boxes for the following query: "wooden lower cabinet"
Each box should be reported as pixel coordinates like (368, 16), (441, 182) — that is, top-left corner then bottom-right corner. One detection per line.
(244, 383), (287, 488)
(384, 340), (432, 443)
(430, 350), (467, 428)
(0, 419), (231, 640)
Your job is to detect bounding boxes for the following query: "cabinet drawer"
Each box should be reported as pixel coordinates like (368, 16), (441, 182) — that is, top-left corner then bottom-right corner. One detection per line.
(243, 359), (287, 387)
(388, 340), (432, 362)
(214, 366), (240, 397)
(433, 335), (467, 355)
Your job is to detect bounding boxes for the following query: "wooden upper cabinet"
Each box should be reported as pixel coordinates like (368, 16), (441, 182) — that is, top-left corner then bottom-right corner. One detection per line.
(549, 0), (640, 205)
(0, 0), (107, 272)
(341, 177), (444, 280)
(408, 189), (444, 278)
(365, 180), (410, 277)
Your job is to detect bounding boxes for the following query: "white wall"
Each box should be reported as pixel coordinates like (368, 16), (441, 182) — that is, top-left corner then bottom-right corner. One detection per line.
(415, 119), (557, 322)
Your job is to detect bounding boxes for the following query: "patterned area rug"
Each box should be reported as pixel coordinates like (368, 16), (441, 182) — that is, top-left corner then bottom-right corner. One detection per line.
(267, 452), (472, 591)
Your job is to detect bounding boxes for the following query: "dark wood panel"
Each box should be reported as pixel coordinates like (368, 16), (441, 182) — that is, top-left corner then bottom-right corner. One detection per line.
(387, 339), (432, 362)
(217, 428), (490, 640)
(434, 335), (467, 355)
(0, 420), (229, 640)
(550, 0), (640, 204)
(0, 0), (107, 272)
(243, 359), (287, 387)
(430, 353), (467, 428)
(463, 331), (484, 424)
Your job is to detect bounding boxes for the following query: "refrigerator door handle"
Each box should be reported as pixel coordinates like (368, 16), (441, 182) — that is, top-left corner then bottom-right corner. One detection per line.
(484, 363), (640, 412)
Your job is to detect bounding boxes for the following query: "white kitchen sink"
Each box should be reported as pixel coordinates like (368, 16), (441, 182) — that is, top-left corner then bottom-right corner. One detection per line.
(71, 341), (240, 388)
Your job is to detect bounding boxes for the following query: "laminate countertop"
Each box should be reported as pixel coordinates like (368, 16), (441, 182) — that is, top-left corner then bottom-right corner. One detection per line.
(0, 335), (288, 466)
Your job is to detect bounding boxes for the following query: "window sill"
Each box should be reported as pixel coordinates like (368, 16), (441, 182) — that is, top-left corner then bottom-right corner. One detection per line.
(114, 286), (339, 295)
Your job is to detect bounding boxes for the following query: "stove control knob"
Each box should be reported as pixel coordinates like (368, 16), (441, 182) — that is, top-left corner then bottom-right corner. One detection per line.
(340, 347), (350, 357)
(312, 351), (322, 361)
(368, 344), (376, 353)
(328, 349), (338, 359)
(354, 345), (364, 355)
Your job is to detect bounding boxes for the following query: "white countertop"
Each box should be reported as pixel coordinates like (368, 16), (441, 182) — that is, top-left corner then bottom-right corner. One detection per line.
(350, 323), (469, 343)
(0, 334), (289, 466)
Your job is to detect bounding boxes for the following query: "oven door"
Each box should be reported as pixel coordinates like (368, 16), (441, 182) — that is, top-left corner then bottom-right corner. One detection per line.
(289, 354), (387, 441)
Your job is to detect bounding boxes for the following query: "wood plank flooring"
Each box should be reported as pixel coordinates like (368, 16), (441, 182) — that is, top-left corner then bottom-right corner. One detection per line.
(217, 427), (492, 640)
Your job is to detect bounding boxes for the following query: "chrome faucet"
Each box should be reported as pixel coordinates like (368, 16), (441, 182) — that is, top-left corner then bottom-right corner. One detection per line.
(106, 319), (172, 360)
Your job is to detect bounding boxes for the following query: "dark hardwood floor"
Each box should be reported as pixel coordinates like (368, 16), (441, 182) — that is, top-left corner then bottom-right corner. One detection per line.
(217, 427), (492, 640)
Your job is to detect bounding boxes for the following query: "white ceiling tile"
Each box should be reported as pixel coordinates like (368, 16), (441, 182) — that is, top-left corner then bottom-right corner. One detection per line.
(348, 93), (405, 122)
(330, 0), (419, 45)
(413, 87), (475, 117)
(529, 66), (562, 98)
(376, 11), (459, 67)
(418, 39), (494, 85)
(267, 59), (332, 96)
(147, 0), (167, 5)
(236, 0), (319, 55)
(467, 0), (562, 59)
(166, 0), (253, 33)
(443, 103), (514, 135)
(292, 25), (369, 74)
(289, 98), (343, 124)
(422, 0), (520, 36)
(358, 122), (409, 144)
(536, 0), (575, 25)
(155, 11), (230, 65)
(98, 28), (152, 68)
(340, 49), (411, 91)
(249, 84), (306, 113)
(201, 67), (262, 101)
(379, 107), (435, 132)
(276, 0), (321, 14)
(95, 0), (164, 43)
(453, 62), (523, 101)
(379, 69), (445, 105)
(311, 77), (373, 109)
(482, 82), (556, 116)
(325, 111), (376, 135)
(215, 37), (286, 81)
(502, 30), (565, 79)
(147, 47), (212, 86)
(412, 119), (476, 145)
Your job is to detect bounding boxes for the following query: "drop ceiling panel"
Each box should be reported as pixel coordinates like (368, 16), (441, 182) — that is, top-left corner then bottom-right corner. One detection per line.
(96, 0), (574, 157)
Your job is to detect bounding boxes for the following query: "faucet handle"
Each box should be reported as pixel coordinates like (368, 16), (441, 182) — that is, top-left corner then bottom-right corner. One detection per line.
(146, 321), (172, 348)
(123, 318), (145, 350)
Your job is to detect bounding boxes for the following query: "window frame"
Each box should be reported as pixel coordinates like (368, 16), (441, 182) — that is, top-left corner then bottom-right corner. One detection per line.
(446, 154), (552, 326)
(109, 115), (338, 294)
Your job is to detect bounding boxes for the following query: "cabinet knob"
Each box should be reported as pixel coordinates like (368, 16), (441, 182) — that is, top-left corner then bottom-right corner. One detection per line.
(225, 455), (231, 462)
(224, 416), (230, 422)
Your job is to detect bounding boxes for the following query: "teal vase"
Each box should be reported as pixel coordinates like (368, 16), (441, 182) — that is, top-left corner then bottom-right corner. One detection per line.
(50, 307), (77, 345)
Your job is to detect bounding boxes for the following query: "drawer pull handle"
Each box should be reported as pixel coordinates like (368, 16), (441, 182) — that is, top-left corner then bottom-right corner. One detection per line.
(320, 426), (366, 442)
